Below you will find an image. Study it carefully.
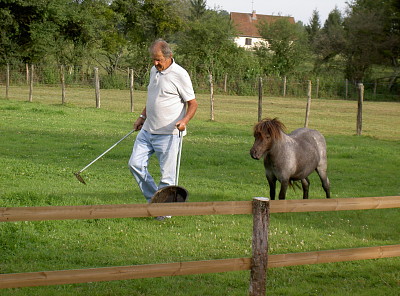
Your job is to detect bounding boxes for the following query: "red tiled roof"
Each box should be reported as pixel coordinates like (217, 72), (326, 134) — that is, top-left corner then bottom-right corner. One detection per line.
(230, 12), (295, 38)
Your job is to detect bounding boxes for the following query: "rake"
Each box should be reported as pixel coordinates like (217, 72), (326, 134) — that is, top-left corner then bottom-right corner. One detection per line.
(74, 129), (135, 184)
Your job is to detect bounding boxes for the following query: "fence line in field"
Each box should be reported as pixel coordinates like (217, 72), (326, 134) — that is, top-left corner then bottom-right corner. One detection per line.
(1, 63), (398, 102)
(1, 196), (400, 294)
(0, 63), (375, 136)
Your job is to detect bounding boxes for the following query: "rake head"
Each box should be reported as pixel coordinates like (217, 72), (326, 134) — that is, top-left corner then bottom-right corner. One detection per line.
(73, 172), (87, 185)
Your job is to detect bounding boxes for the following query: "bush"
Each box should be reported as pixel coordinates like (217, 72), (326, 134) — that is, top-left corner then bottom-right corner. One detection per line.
(100, 74), (127, 89)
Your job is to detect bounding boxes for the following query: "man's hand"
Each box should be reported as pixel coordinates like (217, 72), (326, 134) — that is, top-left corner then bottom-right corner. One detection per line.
(134, 117), (145, 131)
(176, 121), (186, 131)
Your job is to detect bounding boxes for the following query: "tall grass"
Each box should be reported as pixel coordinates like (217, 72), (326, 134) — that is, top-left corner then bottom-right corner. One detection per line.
(0, 87), (399, 295)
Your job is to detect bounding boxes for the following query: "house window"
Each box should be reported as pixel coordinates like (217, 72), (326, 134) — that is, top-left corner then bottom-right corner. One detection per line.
(245, 38), (252, 46)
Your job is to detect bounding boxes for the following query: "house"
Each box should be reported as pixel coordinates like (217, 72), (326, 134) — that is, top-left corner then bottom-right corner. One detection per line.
(230, 11), (295, 49)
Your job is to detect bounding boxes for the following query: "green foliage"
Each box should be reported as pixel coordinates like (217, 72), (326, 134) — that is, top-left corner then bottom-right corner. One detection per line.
(1, 0), (399, 96)
(257, 18), (310, 76)
(189, 0), (207, 20)
(305, 9), (321, 44)
(100, 73), (128, 89)
(175, 9), (237, 76)
(343, 0), (400, 82)
(310, 0), (400, 83)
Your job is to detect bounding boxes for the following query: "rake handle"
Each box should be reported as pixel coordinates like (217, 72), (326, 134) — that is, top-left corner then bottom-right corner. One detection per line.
(175, 131), (183, 186)
(77, 129), (135, 174)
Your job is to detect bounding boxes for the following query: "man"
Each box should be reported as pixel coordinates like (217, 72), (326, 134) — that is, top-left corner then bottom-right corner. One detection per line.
(128, 39), (198, 205)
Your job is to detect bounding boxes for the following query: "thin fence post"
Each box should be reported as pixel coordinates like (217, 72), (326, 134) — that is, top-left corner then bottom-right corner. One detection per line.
(209, 73), (214, 121)
(316, 78), (319, 99)
(345, 79), (349, 100)
(249, 197), (270, 296)
(357, 83), (364, 136)
(6, 63), (10, 99)
(94, 67), (100, 108)
(28, 64), (34, 102)
(60, 65), (66, 105)
(282, 76), (287, 97)
(224, 73), (228, 93)
(304, 80), (312, 128)
(258, 77), (263, 122)
(26, 63), (29, 85)
(130, 69), (134, 112)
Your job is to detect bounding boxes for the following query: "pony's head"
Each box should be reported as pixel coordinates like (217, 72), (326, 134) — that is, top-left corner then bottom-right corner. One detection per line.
(250, 118), (286, 159)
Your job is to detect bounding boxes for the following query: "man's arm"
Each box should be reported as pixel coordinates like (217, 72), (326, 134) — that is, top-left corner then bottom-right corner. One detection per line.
(176, 99), (198, 131)
(134, 107), (147, 131)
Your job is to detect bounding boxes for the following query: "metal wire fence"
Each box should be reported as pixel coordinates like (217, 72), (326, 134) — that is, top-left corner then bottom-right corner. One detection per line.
(0, 63), (398, 102)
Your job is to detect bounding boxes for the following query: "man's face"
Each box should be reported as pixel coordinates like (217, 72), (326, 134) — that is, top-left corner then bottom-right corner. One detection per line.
(152, 51), (171, 72)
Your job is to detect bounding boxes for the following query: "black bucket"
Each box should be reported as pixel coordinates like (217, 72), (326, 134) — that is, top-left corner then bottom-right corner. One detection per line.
(150, 185), (188, 203)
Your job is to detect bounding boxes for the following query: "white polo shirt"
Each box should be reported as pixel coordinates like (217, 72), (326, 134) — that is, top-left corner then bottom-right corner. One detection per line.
(143, 60), (195, 135)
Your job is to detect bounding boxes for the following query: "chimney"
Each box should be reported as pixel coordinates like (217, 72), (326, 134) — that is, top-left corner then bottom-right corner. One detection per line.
(252, 10), (257, 20)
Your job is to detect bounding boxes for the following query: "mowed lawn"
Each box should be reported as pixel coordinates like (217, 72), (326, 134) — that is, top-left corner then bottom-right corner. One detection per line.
(0, 86), (399, 295)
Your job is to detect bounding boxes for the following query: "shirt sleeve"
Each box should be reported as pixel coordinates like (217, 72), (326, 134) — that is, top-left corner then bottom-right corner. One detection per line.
(177, 70), (196, 102)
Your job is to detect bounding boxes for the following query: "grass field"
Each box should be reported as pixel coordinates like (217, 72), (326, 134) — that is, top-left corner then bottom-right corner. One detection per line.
(0, 86), (399, 295)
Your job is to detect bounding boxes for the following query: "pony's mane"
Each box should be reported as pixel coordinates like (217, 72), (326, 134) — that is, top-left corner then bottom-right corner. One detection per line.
(254, 118), (286, 140)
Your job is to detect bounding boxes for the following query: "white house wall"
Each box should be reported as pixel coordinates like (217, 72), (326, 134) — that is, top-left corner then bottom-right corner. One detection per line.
(234, 36), (268, 49)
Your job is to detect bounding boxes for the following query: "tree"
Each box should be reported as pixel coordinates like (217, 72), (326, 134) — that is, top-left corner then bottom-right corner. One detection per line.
(0, 0), (63, 63)
(109, 0), (184, 77)
(175, 9), (238, 79)
(140, 0), (184, 40)
(257, 18), (309, 76)
(0, 2), (20, 63)
(189, 0), (206, 20)
(0, 0), (103, 69)
(312, 7), (346, 73)
(343, 0), (400, 83)
(305, 9), (321, 45)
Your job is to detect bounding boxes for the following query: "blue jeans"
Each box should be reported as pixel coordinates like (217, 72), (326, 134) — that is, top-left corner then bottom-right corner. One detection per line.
(128, 129), (180, 202)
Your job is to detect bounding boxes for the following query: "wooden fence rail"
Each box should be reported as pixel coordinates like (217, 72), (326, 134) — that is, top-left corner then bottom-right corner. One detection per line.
(1, 245), (399, 289)
(1, 196), (400, 292)
(1, 196), (400, 222)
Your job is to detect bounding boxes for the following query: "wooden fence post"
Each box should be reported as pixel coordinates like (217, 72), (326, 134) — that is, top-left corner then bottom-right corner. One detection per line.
(28, 64), (34, 102)
(26, 63), (29, 85)
(209, 73), (214, 121)
(224, 73), (228, 93)
(304, 80), (312, 128)
(249, 197), (270, 296)
(345, 79), (349, 100)
(357, 83), (364, 136)
(258, 77), (263, 122)
(129, 69), (134, 112)
(282, 76), (287, 97)
(94, 67), (100, 108)
(316, 78), (319, 99)
(60, 65), (66, 105)
(6, 63), (9, 99)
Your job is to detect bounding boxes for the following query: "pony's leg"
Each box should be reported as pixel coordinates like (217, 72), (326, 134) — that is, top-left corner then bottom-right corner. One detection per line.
(316, 168), (331, 198)
(278, 179), (289, 200)
(301, 177), (310, 199)
(267, 176), (276, 200)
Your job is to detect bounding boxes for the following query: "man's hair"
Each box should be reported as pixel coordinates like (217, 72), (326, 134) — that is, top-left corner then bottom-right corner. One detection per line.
(149, 39), (173, 59)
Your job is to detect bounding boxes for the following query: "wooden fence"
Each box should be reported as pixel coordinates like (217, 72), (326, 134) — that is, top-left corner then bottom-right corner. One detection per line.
(1, 196), (400, 295)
